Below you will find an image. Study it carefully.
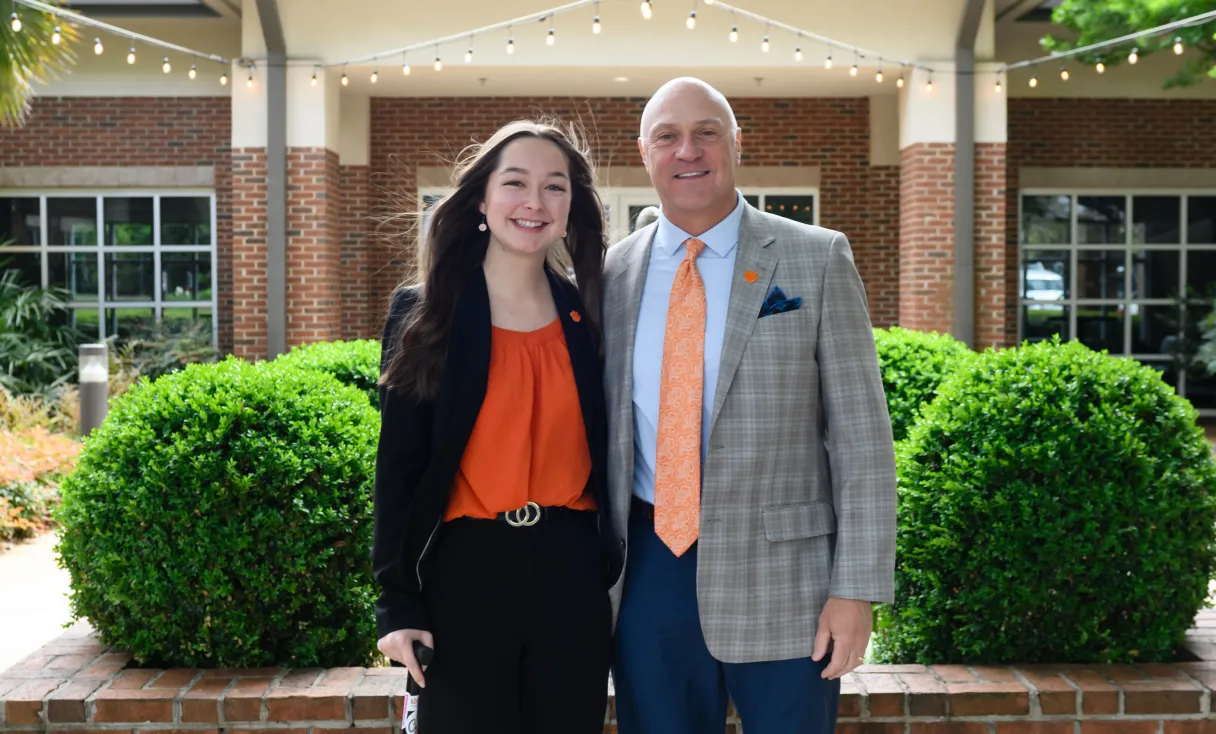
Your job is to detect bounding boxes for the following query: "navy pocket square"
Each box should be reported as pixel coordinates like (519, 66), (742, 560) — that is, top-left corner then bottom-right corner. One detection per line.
(759, 285), (802, 318)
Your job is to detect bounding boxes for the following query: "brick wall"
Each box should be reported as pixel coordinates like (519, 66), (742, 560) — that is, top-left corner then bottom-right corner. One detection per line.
(0, 97), (234, 353)
(976, 142), (1007, 351)
(285, 148), (343, 347)
(365, 96), (898, 339)
(1005, 98), (1216, 344)
(231, 149), (268, 359)
(899, 143), (956, 334)
(340, 165), (373, 342)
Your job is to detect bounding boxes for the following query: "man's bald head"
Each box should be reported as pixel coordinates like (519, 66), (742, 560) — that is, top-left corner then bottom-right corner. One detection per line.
(639, 77), (738, 141)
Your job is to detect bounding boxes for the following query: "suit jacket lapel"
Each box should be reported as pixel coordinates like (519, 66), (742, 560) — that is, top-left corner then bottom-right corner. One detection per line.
(709, 205), (777, 438)
(434, 266), (491, 456)
(613, 227), (657, 469)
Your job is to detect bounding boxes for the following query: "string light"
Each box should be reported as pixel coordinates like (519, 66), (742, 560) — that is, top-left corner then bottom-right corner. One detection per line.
(1029, 74), (1038, 87)
(466, 45), (474, 61)
(51, 25), (61, 44)
(1059, 66), (1068, 80)
(162, 57), (171, 73)
(1174, 36), (1184, 54)
(93, 37), (103, 55)
(370, 67), (378, 83)
(896, 74), (904, 88)
(507, 34), (515, 54)
(640, 0), (652, 20)
(592, 15), (600, 33)
(850, 62), (858, 76)
(127, 46), (137, 64)
(825, 53), (833, 69)
(794, 46), (802, 62)
(729, 25), (738, 42)
(341, 68), (349, 86)
(311, 70), (317, 87)
(246, 71), (253, 88)
(9, 12), (21, 32)
(995, 77), (1002, 93)
(402, 56), (411, 75)
(547, 27), (555, 45)
(189, 64), (197, 79)
(1128, 46), (1139, 64)
(875, 67), (883, 83)
(686, 10), (696, 29)
(1096, 58), (1105, 73)
(220, 71), (228, 86)
(761, 35), (769, 52)
(925, 74), (933, 93)
(434, 55), (442, 71)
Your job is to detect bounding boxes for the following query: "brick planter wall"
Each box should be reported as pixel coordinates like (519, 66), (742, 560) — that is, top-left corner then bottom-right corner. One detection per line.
(6, 611), (1216, 734)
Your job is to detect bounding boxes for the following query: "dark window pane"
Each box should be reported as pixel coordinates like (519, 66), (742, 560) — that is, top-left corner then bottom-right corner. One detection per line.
(1131, 304), (1182, 355)
(48, 252), (99, 301)
(0, 252), (42, 287)
(103, 197), (153, 246)
(1022, 250), (1069, 300)
(1186, 364), (1216, 410)
(69, 308), (100, 338)
(105, 308), (155, 341)
(0, 198), (41, 245)
(1077, 305), (1125, 354)
(161, 197), (211, 245)
(1187, 250), (1216, 299)
(1021, 195), (1071, 245)
(162, 306), (212, 338)
(1131, 250), (1181, 300)
(1189, 196), (1216, 244)
(764, 196), (815, 226)
(48, 198), (97, 246)
(1023, 304), (1068, 342)
(105, 252), (155, 301)
(162, 252), (212, 301)
(1078, 196), (1126, 244)
(1133, 196), (1181, 244)
(1076, 250), (1125, 299)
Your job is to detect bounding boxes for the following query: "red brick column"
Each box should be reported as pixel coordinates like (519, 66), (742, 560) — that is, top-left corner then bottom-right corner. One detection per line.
(899, 143), (956, 333)
(975, 142), (1008, 351)
(864, 165), (901, 328)
(231, 148), (268, 360)
(285, 148), (343, 348)
(339, 164), (374, 341)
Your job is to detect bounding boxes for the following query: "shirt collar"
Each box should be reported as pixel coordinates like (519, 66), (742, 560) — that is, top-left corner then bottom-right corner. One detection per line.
(655, 190), (745, 259)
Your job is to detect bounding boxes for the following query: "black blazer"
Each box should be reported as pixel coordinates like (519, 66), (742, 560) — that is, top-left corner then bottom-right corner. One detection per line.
(371, 264), (624, 639)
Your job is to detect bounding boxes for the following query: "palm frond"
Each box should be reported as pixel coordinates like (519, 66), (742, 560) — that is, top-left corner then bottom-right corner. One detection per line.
(0, 0), (80, 127)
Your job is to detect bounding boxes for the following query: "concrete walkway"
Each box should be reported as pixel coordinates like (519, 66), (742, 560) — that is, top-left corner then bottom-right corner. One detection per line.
(0, 531), (79, 674)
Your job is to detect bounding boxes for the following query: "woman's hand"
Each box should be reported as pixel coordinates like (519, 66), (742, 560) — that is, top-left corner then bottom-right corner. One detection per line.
(377, 629), (435, 687)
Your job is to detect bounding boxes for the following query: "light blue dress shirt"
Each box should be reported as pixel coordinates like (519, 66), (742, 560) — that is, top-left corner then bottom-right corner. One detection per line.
(632, 191), (745, 504)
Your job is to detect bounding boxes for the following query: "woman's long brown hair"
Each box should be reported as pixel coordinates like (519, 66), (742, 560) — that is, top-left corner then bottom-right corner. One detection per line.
(379, 119), (607, 400)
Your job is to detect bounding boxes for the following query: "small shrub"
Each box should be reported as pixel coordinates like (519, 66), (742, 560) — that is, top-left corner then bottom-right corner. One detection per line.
(56, 357), (380, 667)
(273, 339), (381, 410)
(0, 267), (88, 398)
(875, 337), (1216, 665)
(873, 326), (973, 441)
(0, 426), (80, 541)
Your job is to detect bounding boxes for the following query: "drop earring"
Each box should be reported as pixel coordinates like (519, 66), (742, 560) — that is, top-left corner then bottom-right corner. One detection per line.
(478, 214), (487, 232)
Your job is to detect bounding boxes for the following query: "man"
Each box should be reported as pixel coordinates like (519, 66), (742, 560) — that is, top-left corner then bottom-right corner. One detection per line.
(602, 77), (897, 734)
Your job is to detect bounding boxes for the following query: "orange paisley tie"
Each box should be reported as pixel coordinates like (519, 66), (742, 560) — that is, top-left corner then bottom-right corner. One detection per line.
(654, 237), (706, 557)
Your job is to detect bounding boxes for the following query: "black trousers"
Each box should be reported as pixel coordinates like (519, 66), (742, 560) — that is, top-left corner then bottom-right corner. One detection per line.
(417, 508), (612, 734)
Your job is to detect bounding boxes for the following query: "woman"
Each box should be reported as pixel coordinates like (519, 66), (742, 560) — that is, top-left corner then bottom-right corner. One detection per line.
(371, 119), (623, 734)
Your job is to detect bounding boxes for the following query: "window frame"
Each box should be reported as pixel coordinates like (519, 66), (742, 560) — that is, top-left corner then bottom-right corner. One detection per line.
(0, 189), (219, 345)
(1018, 188), (1216, 415)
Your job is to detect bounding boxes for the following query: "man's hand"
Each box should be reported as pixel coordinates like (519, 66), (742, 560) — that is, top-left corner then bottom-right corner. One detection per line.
(811, 597), (872, 679)
(377, 629), (434, 687)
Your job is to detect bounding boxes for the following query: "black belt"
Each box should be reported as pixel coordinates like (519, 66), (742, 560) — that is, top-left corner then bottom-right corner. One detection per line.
(492, 502), (590, 527)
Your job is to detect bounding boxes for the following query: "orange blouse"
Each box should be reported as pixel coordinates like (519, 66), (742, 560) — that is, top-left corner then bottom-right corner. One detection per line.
(445, 317), (596, 521)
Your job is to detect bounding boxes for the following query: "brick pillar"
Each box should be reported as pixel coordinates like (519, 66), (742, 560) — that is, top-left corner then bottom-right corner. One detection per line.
(231, 148), (268, 359)
(286, 148), (343, 347)
(339, 164), (373, 341)
(897, 63), (1007, 347)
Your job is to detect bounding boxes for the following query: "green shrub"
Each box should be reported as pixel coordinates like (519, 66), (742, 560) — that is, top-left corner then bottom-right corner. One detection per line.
(875, 337), (1216, 665)
(0, 266), (88, 399)
(873, 326), (973, 441)
(55, 357), (380, 667)
(273, 339), (381, 410)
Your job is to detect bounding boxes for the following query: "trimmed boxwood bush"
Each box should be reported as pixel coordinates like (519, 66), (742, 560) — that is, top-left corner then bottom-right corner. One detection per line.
(55, 357), (380, 668)
(874, 337), (1216, 665)
(273, 339), (381, 410)
(873, 326), (973, 441)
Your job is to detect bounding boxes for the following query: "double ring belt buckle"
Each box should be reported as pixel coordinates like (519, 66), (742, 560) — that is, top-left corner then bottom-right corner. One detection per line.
(505, 501), (541, 527)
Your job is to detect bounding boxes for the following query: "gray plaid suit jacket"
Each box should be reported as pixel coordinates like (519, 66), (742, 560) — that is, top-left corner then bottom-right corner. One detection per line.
(603, 201), (898, 664)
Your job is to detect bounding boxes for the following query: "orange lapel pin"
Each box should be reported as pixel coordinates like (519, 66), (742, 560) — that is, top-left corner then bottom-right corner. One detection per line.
(744, 270), (759, 283)
(570, 310), (582, 322)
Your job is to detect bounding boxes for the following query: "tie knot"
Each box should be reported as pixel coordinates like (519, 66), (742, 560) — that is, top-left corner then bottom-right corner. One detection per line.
(684, 237), (706, 261)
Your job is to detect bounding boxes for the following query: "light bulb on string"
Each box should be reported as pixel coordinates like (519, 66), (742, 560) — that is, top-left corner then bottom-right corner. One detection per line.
(9, 12), (21, 32)
(547, 28), (555, 45)
(850, 63), (858, 76)
(51, 26), (61, 45)
(189, 64), (197, 80)
(729, 25), (738, 42)
(162, 58), (171, 74)
(310, 71), (317, 87)
(246, 71), (253, 88)
(371, 67), (378, 83)
(593, 15), (601, 33)
(1096, 58), (1105, 73)
(761, 36), (770, 53)
(220, 71), (228, 86)
(1059, 66), (1069, 80)
(995, 76), (1002, 93)
(1029, 74), (1038, 87)
(876, 67), (883, 83)
(925, 75), (933, 93)
(402, 57), (411, 75)
(507, 34), (515, 54)
(127, 46), (137, 64)
(466, 46), (474, 61)
(794, 46), (802, 62)
(640, 0), (652, 20)
(686, 11), (696, 29)
(825, 53), (833, 69)
(1128, 47), (1139, 64)
(896, 74), (904, 88)
(341, 68), (349, 86)
(93, 37), (103, 55)
(434, 56), (442, 71)
(1174, 37), (1184, 55)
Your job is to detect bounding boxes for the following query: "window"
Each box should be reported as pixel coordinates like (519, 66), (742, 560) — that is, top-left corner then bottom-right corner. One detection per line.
(419, 187), (818, 247)
(1019, 192), (1216, 413)
(0, 192), (217, 345)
